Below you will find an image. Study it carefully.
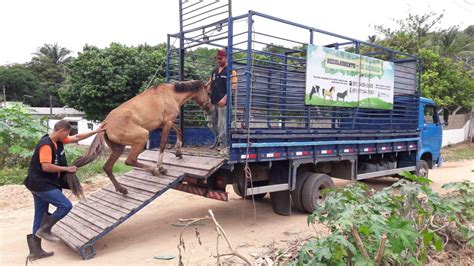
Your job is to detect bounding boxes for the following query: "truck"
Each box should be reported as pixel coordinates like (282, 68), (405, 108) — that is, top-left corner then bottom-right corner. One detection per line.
(149, 1), (447, 216)
(52, 1), (449, 259)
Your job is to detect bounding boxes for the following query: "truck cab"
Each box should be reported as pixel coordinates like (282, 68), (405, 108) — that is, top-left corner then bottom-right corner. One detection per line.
(418, 97), (445, 171)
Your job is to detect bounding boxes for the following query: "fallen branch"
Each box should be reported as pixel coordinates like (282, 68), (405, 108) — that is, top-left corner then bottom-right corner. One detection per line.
(177, 216), (210, 266)
(374, 234), (387, 265)
(208, 209), (252, 265)
(350, 226), (370, 260)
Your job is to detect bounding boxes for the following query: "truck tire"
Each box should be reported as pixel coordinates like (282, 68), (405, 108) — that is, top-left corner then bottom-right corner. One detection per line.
(301, 173), (334, 213)
(232, 181), (267, 200)
(416, 160), (429, 178)
(291, 171), (313, 212)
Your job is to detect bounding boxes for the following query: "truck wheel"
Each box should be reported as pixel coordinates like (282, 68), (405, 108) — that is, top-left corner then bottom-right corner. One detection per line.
(301, 173), (334, 213)
(291, 171), (313, 212)
(232, 181), (267, 200)
(416, 160), (429, 178)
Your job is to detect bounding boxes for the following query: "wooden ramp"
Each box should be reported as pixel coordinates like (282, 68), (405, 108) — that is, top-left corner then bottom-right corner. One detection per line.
(52, 150), (225, 259)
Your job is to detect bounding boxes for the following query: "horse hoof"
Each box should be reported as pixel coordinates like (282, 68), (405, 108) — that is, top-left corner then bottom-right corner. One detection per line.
(117, 187), (128, 194)
(159, 166), (167, 174)
(151, 168), (161, 176)
(175, 152), (183, 159)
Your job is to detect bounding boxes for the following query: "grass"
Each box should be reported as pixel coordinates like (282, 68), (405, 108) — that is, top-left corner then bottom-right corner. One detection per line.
(442, 142), (474, 162)
(0, 160), (132, 186)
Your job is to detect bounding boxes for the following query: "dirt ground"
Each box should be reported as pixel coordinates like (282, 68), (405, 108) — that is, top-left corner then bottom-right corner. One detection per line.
(0, 160), (472, 265)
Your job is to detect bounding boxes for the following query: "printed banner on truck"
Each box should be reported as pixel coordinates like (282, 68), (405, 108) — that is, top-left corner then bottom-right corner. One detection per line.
(305, 44), (394, 109)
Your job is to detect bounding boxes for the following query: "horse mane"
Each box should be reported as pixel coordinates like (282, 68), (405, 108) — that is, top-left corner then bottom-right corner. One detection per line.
(173, 80), (205, 93)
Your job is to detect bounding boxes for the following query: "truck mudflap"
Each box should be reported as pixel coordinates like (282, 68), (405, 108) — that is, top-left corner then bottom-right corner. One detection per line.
(173, 183), (229, 201)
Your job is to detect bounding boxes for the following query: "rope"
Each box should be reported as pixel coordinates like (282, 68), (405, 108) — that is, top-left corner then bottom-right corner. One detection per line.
(241, 21), (257, 226)
(145, 37), (179, 88)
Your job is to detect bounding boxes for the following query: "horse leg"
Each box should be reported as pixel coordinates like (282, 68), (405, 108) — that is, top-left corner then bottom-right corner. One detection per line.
(154, 121), (173, 175)
(171, 123), (183, 159)
(122, 128), (156, 173)
(103, 140), (128, 194)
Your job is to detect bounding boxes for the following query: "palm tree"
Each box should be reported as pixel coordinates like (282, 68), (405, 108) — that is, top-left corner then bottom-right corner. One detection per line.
(33, 43), (72, 65)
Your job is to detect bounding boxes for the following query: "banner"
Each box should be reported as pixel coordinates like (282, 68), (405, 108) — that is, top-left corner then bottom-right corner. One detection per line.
(305, 44), (394, 109)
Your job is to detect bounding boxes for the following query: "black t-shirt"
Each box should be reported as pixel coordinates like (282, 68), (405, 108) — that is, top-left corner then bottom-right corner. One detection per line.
(210, 66), (228, 104)
(24, 135), (69, 192)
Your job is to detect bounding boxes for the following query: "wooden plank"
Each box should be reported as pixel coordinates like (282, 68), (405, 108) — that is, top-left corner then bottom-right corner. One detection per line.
(125, 170), (178, 185)
(52, 225), (84, 250)
(78, 200), (124, 220)
(70, 206), (112, 230)
(92, 190), (141, 210)
(66, 212), (103, 234)
(60, 215), (98, 240)
(102, 184), (154, 200)
(99, 189), (143, 205)
(75, 203), (117, 224)
(54, 222), (89, 244)
(88, 194), (133, 213)
(139, 150), (220, 171)
(102, 187), (152, 202)
(118, 177), (166, 194)
(117, 184), (156, 198)
(135, 161), (213, 178)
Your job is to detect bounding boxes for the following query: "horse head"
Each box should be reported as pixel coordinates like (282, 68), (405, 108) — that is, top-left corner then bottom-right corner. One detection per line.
(192, 80), (211, 112)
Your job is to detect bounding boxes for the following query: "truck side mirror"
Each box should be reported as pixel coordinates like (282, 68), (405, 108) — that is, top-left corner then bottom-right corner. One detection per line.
(443, 108), (449, 126)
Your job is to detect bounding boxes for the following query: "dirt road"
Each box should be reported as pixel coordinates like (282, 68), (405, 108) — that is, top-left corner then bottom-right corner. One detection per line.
(1, 160), (472, 265)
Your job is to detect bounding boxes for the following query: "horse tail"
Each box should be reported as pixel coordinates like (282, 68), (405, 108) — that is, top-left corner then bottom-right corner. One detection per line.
(72, 132), (107, 167)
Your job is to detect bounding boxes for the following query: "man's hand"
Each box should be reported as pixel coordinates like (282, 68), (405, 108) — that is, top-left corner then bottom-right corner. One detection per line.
(218, 97), (226, 107)
(94, 122), (107, 133)
(66, 166), (77, 173)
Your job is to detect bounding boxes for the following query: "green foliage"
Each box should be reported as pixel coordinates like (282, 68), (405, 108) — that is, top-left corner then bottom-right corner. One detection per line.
(298, 176), (474, 265)
(372, 12), (473, 110)
(442, 180), (474, 221)
(0, 167), (28, 186)
(0, 65), (45, 106)
(61, 43), (167, 121)
(0, 104), (47, 168)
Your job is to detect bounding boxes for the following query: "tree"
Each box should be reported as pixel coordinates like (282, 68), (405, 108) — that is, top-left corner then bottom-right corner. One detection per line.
(60, 43), (166, 121)
(0, 65), (45, 106)
(372, 12), (473, 110)
(28, 43), (73, 107)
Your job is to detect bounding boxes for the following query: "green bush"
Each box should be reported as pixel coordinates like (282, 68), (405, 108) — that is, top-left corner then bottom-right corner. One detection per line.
(297, 173), (473, 265)
(0, 167), (28, 186)
(0, 104), (47, 168)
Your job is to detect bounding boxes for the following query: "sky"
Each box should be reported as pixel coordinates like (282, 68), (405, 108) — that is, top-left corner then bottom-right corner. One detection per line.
(0, 0), (472, 65)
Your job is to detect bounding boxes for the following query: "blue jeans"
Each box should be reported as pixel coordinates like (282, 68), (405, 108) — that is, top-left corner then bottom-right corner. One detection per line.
(32, 189), (72, 234)
(209, 105), (227, 147)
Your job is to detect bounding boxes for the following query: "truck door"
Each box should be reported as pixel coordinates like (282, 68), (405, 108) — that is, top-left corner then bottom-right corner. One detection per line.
(421, 104), (442, 164)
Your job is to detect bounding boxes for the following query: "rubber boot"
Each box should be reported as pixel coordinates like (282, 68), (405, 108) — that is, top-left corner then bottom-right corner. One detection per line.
(27, 234), (54, 260)
(209, 140), (220, 149)
(35, 213), (60, 242)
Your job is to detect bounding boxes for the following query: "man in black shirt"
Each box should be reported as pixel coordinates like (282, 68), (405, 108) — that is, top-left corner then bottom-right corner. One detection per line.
(209, 49), (237, 150)
(24, 120), (105, 260)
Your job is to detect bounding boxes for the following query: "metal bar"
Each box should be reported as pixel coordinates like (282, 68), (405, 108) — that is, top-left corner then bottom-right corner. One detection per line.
(182, 1), (223, 16)
(248, 10), (417, 60)
(166, 34), (171, 82)
(183, 10), (229, 28)
(181, 0), (204, 11)
(244, 12), (253, 128)
(253, 31), (307, 46)
(182, 3), (228, 22)
(226, 14), (234, 148)
(246, 183), (289, 195)
(356, 166), (416, 180)
(231, 137), (420, 148)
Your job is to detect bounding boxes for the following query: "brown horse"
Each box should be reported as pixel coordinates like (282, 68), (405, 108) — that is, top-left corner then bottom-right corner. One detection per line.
(74, 80), (210, 194)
